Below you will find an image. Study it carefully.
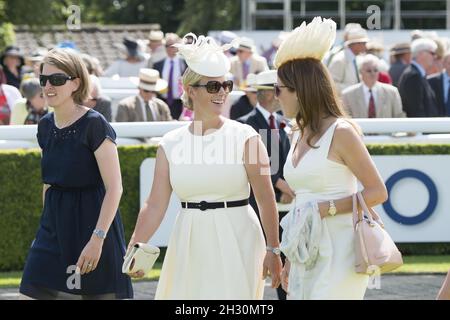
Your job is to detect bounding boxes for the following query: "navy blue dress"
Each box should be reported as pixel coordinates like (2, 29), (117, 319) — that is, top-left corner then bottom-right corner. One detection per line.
(20, 109), (133, 299)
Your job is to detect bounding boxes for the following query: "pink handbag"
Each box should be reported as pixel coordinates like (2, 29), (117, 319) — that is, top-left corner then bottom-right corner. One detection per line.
(353, 192), (403, 275)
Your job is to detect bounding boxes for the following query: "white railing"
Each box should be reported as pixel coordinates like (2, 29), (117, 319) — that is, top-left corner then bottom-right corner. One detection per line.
(1, 118), (450, 149)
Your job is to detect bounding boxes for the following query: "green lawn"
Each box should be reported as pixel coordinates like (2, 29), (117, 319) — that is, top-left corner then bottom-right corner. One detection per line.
(1, 256), (449, 289)
(0, 261), (162, 289)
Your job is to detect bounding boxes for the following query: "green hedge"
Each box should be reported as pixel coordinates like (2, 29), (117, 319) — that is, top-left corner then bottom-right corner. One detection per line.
(0, 143), (450, 271)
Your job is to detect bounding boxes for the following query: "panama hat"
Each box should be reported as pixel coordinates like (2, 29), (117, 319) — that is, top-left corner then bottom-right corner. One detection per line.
(131, 68), (168, 92)
(253, 70), (277, 90)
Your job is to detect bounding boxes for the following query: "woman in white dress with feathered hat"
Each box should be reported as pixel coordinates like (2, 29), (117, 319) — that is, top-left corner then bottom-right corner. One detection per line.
(274, 17), (388, 300)
(126, 34), (283, 299)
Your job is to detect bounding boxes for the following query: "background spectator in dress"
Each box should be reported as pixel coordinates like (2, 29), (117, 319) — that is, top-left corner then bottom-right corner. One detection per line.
(0, 46), (25, 89)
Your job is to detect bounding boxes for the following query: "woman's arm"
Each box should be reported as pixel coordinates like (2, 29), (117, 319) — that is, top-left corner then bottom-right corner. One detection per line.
(76, 139), (123, 275)
(317, 122), (388, 218)
(128, 146), (172, 246)
(244, 135), (282, 288)
(42, 184), (50, 206)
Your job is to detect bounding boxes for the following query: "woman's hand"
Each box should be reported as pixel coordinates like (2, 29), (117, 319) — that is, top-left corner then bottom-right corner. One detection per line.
(281, 260), (291, 293)
(263, 252), (283, 289)
(76, 236), (104, 275)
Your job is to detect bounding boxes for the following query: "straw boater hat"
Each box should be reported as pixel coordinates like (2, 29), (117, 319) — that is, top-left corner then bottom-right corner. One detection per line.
(149, 30), (164, 42)
(274, 16), (337, 68)
(390, 43), (411, 56)
(236, 37), (255, 53)
(253, 70), (277, 90)
(243, 73), (257, 92)
(344, 27), (369, 46)
(174, 33), (238, 77)
(132, 68), (168, 92)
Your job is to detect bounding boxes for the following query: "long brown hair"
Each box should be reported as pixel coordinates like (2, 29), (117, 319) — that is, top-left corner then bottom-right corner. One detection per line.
(278, 58), (351, 148)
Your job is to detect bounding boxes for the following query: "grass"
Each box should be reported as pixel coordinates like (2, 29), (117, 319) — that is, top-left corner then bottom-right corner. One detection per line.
(1, 256), (449, 289)
(0, 261), (163, 289)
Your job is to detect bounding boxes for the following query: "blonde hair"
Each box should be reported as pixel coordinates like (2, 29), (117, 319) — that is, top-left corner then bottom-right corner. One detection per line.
(181, 67), (203, 110)
(40, 48), (91, 104)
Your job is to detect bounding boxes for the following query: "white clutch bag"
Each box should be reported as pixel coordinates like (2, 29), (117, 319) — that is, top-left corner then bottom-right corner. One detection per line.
(122, 243), (160, 274)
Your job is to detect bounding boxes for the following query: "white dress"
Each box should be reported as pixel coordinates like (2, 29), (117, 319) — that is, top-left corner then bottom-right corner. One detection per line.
(155, 119), (266, 300)
(281, 119), (369, 300)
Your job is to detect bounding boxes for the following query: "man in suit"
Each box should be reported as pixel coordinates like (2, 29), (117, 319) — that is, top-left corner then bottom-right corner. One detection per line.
(116, 68), (172, 122)
(398, 38), (442, 117)
(154, 33), (187, 120)
(428, 51), (450, 117)
(238, 70), (294, 300)
(229, 37), (269, 89)
(230, 73), (257, 120)
(147, 30), (167, 68)
(389, 43), (411, 87)
(342, 54), (406, 118)
(328, 27), (368, 93)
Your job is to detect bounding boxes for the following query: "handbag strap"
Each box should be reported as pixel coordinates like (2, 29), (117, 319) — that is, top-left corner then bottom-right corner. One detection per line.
(356, 191), (385, 227)
(352, 193), (362, 230)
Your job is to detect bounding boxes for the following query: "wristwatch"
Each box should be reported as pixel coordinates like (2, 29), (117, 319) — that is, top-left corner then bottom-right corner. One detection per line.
(328, 200), (337, 216)
(93, 228), (107, 240)
(266, 246), (281, 255)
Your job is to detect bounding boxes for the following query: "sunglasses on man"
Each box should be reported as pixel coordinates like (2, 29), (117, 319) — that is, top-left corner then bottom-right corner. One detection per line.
(191, 80), (234, 94)
(39, 73), (77, 87)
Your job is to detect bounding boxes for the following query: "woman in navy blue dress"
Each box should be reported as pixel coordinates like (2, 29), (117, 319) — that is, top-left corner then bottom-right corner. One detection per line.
(19, 48), (133, 299)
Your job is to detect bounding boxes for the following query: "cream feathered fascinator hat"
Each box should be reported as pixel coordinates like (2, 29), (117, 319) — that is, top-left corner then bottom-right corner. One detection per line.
(274, 17), (337, 68)
(174, 33), (239, 77)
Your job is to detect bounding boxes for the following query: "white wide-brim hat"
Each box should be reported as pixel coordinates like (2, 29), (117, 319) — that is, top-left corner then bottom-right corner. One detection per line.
(174, 33), (237, 77)
(344, 27), (369, 46)
(253, 70), (277, 90)
(131, 68), (168, 92)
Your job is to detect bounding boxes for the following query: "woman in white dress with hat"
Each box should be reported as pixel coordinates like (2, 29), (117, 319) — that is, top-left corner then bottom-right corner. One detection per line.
(127, 34), (282, 299)
(274, 17), (388, 300)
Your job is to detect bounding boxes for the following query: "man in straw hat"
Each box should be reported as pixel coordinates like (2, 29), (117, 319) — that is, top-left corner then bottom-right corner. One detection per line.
(230, 73), (257, 120)
(116, 68), (172, 122)
(328, 26), (369, 93)
(147, 30), (167, 68)
(229, 37), (269, 88)
(389, 42), (411, 87)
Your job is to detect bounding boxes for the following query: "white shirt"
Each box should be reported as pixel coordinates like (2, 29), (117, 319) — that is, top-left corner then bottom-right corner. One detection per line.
(256, 103), (278, 129)
(137, 95), (158, 121)
(362, 83), (378, 110)
(162, 57), (182, 99)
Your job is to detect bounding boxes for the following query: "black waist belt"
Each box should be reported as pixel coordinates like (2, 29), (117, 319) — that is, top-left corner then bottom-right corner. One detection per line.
(181, 199), (249, 211)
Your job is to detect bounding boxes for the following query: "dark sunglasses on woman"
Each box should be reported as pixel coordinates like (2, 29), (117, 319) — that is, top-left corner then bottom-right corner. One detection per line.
(39, 73), (77, 87)
(274, 84), (290, 97)
(191, 80), (234, 94)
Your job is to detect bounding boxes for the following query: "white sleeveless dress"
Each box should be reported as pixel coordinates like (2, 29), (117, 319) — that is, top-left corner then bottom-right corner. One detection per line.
(281, 119), (369, 300)
(155, 119), (266, 299)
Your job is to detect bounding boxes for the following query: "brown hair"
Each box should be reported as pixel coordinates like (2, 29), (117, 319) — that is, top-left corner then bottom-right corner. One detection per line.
(277, 58), (355, 147)
(40, 48), (91, 105)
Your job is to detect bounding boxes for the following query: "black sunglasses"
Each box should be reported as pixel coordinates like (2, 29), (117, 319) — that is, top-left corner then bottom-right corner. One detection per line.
(274, 84), (290, 97)
(191, 80), (234, 94)
(39, 73), (77, 87)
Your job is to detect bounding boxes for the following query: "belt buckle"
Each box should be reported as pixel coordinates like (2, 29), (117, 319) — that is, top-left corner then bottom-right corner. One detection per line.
(199, 201), (208, 211)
